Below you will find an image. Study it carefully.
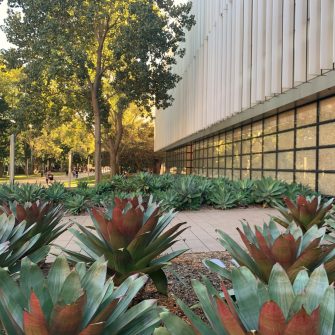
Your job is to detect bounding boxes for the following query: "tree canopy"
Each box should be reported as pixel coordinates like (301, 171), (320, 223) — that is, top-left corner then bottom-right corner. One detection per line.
(2, 0), (195, 179)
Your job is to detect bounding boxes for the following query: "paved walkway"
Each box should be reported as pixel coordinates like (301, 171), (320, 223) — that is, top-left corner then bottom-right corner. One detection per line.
(49, 207), (278, 262)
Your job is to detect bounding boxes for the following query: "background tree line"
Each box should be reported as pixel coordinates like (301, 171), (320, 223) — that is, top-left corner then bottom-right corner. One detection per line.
(0, 0), (195, 181)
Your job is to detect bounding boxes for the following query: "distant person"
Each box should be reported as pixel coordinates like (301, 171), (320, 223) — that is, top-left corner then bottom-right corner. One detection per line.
(75, 168), (79, 179)
(45, 171), (49, 185)
(48, 171), (54, 184)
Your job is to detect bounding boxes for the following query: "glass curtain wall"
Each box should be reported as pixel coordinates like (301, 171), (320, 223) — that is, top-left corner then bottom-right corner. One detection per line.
(166, 95), (335, 195)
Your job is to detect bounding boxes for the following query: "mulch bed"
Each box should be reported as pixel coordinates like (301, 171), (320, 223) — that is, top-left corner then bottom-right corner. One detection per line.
(133, 251), (233, 321)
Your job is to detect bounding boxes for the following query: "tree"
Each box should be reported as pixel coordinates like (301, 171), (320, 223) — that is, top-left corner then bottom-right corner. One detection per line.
(4, 0), (195, 182)
(0, 57), (22, 176)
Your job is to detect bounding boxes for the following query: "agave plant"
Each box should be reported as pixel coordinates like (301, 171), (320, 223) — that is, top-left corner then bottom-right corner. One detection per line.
(274, 195), (333, 232)
(10, 183), (45, 203)
(64, 194), (88, 215)
(205, 220), (335, 283)
(0, 213), (50, 271)
(254, 177), (287, 207)
(233, 179), (255, 207)
(284, 182), (317, 200)
(43, 182), (67, 203)
(1, 200), (67, 251)
(159, 264), (335, 334)
(207, 180), (237, 209)
(0, 256), (161, 335)
(62, 196), (188, 294)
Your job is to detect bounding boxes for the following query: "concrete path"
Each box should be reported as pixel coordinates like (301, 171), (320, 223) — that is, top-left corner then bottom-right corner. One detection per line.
(48, 207), (278, 262)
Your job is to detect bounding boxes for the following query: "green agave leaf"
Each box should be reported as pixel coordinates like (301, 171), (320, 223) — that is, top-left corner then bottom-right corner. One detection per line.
(303, 265), (329, 314)
(47, 256), (71, 304)
(203, 259), (232, 281)
(292, 269), (309, 295)
(268, 263), (294, 320)
(231, 267), (260, 330)
(149, 269), (167, 295)
(319, 285), (335, 335)
(105, 300), (159, 335)
(177, 298), (217, 335)
(160, 312), (195, 335)
(191, 279), (226, 333)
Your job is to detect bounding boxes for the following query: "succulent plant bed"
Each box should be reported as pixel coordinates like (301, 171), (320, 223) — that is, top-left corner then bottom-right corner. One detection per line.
(133, 251), (233, 321)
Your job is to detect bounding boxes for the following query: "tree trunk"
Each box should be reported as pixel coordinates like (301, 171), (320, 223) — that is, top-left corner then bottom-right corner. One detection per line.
(0, 161), (4, 178)
(25, 158), (29, 176)
(109, 144), (118, 176)
(91, 83), (102, 184)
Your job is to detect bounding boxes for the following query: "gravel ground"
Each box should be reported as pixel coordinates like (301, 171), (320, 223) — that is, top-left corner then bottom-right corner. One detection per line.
(134, 251), (233, 321)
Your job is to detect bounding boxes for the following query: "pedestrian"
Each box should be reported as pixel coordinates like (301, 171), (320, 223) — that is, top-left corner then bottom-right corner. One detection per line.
(45, 170), (49, 185)
(75, 168), (79, 179)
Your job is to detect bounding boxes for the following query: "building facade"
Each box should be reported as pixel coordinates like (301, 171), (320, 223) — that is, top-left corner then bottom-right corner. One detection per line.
(154, 0), (335, 195)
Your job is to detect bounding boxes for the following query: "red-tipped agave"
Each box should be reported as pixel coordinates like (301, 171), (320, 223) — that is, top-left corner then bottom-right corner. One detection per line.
(205, 220), (335, 283)
(159, 264), (335, 335)
(274, 195), (333, 232)
(63, 196), (188, 294)
(0, 256), (161, 335)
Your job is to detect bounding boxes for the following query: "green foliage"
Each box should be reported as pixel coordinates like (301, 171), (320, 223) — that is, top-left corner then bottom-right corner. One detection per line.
(0, 183), (45, 204)
(160, 265), (335, 335)
(62, 196), (188, 294)
(0, 213), (50, 272)
(64, 194), (88, 215)
(43, 182), (67, 202)
(0, 256), (161, 335)
(207, 178), (238, 209)
(254, 177), (287, 207)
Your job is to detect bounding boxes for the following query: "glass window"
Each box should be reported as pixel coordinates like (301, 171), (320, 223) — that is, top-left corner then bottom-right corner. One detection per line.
(233, 155), (241, 168)
(278, 131), (294, 150)
(226, 156), (232, 169)
(233, 170), (241, 180)
(296, 172), (315, 189)
(226, 143), (233, 155)
(226, 131), (233, 143)
(252, 170), (262, 179)
(296, 127), (316, 148)
(320, 96), (335, 122)
(252, 154), (262, 169)
(319, 149), (335, 171)
(218, 144), (225, 156)
(263, 153), (276, 169)
(219, 157), (225, 168)
(264, 116), (277, 134)
(252, 121), (263, 137)
(234, 141), (241, 155)
(252, 137), (263, 153)
(242, 124), (252, 139)
(263, 134), (277, 152)
(213, 157), (219, 168)
(242, 140), (251, 154)
(207, 157), (213, 168)
(233, 128), (241, 141)
(278, 151), (294, 170)
(218, 168), (225, 177)
(212, 169), (218, 178)
(226, 169), (233, 179)
(296, 103), (317, 126)
(263, 170), (276, 178)
(296, 150), (316, 171)
(278, 110), (294, 130)
(319, 173), (335, 195)
(242, 155), (251, 169)
(242, 169), (250, 179)
(320, 123), (335, 146)
(278, 172), (294, 183)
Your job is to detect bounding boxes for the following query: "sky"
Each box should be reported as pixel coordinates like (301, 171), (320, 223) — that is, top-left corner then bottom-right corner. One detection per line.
(0, 0), (12, 49)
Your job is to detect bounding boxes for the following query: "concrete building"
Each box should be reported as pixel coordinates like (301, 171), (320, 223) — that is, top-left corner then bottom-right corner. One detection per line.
(155, 0), (335, 195)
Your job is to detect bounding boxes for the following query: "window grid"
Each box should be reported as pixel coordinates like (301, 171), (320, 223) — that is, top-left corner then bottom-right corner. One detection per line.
(165, 95), (335, 195)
